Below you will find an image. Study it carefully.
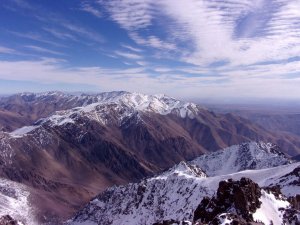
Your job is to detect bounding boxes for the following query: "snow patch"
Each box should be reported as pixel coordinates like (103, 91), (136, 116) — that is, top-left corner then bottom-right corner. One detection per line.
(10, 126), (39, 138)
(253, 190), (289, 225)
(218, 213), (233, 225)
(0, 178), (37, 225)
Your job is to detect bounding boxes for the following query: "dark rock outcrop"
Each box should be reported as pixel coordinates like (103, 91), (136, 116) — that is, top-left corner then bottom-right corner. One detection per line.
(288, 195), (300, 210)
(153, 220), (190, 225)
(193, 178), (262, 223)
(0, 215), (21, 225)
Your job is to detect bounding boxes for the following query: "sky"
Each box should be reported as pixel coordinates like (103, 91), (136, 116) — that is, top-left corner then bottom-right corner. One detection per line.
(0, 0), (300, 101)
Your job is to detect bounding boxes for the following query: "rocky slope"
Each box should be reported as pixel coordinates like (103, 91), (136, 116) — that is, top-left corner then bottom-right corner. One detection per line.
(0, 177), (37, 225)
(0, 92), (299, 223)
(1, 91), (300, 155)
(68, 144), (299, 225)
(193, 178), (298, 225)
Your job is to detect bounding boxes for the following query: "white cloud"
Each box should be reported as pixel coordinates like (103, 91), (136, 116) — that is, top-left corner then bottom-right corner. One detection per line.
(80, 3), (102, 18)
(0, 46), (18, 54)
(101, 0), (154, 30)
(129, 32), (176, 50)
(8, 31), (67, 47)
(25, 45), (65, 56)
(3, 0), (300, 100)
(0, 59), (299, 100)
(115, 50), (142, 59)
(159, 0), (300, 67)
(43, 27), (78, 41)
(136, 61), (148, 66)
(122, 44), (143, 52)
(61, 22), (105, 43)
(100, 0), (300, 70)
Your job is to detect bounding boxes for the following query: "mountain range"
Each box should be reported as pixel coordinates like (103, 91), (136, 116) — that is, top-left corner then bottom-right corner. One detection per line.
(0, 91), (299, 224)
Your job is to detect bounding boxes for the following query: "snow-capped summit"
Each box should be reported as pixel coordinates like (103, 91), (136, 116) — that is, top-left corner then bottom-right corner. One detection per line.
(12, 91), (201, 130)
(84, 91), (201, 118)
(191, 142), (291, 176)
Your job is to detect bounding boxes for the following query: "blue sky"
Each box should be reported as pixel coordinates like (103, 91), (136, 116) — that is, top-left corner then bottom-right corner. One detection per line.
(0, 0), (300, 100)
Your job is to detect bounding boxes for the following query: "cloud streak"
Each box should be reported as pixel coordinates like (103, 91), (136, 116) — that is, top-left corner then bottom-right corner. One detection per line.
(0, 46), (18, 54)
(80, 2), (102, 18)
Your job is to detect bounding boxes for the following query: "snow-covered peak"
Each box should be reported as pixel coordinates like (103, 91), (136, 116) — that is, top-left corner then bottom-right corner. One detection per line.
(11, 91), (201, 129)
(88, 91), (200, 118)
(18, 91), (70, 99)
(155, 161), (207, 180)
(190, 141), (291, 176)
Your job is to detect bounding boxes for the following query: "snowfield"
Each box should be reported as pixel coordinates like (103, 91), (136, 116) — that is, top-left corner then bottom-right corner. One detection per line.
(253, 190), (290, 225)
(68, 150), (300, 225)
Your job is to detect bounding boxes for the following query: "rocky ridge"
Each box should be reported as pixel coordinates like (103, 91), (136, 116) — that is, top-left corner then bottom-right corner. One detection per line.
(68, 144), (300, 225)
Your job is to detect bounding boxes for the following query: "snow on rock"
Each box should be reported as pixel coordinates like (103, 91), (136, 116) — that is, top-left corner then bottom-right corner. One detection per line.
(69, 163), (210, 225)
(217, 214), (233, 225)
(9, 125), (40, 138)
(13, 92), (202, 130)
(191, 142), (291, 176)
(219, 213), (232, 225)
(0, 132), (14, 164)
(88, 92), (200, 117)
(0, 178), (37, 225)
(253, 190), (290, 225)
(68, 158), (299, 225)
(264, 165), (300, 197)
(46, 113), (75, 126)
(155, 161), (207, 179)
(73, 91), (201, 119)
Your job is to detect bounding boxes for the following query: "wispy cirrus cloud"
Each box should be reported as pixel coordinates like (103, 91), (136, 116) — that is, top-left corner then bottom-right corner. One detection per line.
(121, 44), (143, 52)
(25, 45), (65, 56)
(101, 0), (154, 31)
(33, 11), (105, 45)
(1, 0), (300, 100)
(3, 0), (34, 11)
(80, 2), (102, 18)
(129, 32), (176, 50)
(99, 0), (300, 68)
(0, 46), (18, 54)
(8, 31), (67, 47)
(60, 22), (105, 44)
(114, 50), (143, 60)
(42, 27), (78, 41)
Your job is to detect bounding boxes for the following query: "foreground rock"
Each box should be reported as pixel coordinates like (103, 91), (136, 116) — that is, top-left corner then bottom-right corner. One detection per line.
(154, 178), (299, 225)
(0, 215), (23, 225)
(68, 158), (300, 225)
(194, 177), (261, 223)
